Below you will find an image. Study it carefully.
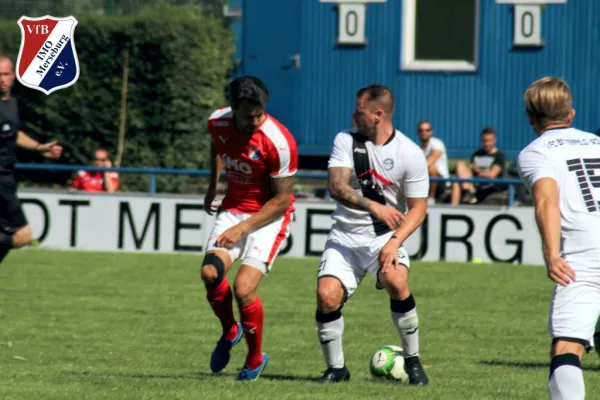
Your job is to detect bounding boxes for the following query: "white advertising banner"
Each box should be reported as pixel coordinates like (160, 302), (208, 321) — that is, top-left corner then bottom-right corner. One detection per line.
(18, 190), (543, 265)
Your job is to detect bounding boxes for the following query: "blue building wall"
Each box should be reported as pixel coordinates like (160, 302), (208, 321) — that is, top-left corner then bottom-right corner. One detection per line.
(237, 0), (600, 159)
(227, 0), (243, 76)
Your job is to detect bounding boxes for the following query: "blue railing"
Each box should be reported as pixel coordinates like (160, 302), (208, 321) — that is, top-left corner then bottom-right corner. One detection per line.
(15, 163), (525, 206)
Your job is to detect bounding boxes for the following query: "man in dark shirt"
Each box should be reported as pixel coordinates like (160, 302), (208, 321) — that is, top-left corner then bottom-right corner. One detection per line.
(0, 55), (63, 263)
(451, 127), (506, 205)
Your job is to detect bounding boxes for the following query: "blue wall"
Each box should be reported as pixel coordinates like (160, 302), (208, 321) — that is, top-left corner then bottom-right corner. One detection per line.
(237, 0), (600, 159)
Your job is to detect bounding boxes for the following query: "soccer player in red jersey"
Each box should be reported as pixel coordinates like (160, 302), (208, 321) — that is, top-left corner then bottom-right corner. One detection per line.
(201, 76), (298, 381)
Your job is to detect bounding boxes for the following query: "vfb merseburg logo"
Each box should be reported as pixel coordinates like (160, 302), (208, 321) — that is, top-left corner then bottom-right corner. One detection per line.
(16, 15), (79, 95)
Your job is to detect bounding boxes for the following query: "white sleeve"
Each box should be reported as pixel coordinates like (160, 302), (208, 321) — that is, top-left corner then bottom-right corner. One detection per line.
(327, 132), (353, 169)
(517, 147), (556, 191)
(430, 138), (445, 152)
(403, 150), (430, 198)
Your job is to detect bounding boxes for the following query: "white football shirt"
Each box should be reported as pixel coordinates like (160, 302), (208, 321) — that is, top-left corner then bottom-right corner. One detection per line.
(328, 129), (429, 237)
(423, 137), (449, 178)
(517, 128), (600, 269)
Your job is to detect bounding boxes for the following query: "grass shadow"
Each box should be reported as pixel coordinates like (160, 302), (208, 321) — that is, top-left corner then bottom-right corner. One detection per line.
(64, 370), (319, 382)
(479, 360), (600, 372)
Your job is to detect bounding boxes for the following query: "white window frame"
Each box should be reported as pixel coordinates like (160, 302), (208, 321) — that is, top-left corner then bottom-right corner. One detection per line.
(401, 0), (480, 72)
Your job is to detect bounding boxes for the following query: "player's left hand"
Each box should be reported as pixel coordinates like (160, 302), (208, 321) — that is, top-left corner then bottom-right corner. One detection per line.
(37, 141), (63, 160)
(216, 225), (246, 249)
(379, 242), (400, 274)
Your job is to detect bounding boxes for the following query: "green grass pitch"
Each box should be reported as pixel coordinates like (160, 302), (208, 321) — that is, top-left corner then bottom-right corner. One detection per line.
(1, 250), (599, 399)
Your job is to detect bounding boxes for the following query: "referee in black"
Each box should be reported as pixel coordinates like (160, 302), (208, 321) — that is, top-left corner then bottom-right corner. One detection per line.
(0, 55), (63, 263)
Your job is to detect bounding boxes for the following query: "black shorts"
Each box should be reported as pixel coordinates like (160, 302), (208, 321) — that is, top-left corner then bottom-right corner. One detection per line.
(0, 174), (28, 233)
(475, 183), (508, 202)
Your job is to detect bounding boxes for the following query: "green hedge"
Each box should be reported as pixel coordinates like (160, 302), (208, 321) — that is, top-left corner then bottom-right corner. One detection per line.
(0, 3), (234, 193)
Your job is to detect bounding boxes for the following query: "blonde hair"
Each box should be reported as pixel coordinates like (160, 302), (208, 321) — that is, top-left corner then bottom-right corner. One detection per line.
(524, 77), (572, 128)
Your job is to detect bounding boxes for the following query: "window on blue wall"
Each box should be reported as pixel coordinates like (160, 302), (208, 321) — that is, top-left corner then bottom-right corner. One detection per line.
(401, 0), (479, 72)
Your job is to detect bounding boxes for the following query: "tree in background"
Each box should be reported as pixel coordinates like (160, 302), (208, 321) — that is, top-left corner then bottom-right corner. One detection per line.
(0, 2), (234, 193)
(0, 0), (228, 18)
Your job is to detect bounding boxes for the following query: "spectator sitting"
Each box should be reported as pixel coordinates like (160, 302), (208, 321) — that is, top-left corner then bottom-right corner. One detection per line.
(451, 127), (506, 205)
(417, 120), (450, 204)
(72, 148), (119, 193)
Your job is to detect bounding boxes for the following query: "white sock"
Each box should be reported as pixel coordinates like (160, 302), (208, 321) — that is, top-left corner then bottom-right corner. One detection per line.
(390, 295), (419, 357)
(548, 354), (585, 400)
(316, 310), (345, 369)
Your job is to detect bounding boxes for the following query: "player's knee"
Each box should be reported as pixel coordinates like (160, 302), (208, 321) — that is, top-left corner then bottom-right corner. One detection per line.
(316, 280), (345, 312)
(428, 165), (439, 176)
(200, 253), (225, 285)
(201, 264), (219, 285)
(12, 225), (32, 248)
(379, 271), (409, 299)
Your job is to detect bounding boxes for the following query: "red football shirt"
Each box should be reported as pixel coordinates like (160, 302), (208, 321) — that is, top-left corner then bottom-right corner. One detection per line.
(72, 170), (120, 192)
(208, 107), (298, 214)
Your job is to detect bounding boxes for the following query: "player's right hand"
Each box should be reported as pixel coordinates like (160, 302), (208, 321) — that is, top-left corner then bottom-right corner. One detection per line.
(546, 256), (576, 287)
(204, 186), (218, 216)
(370, 203), (405, 231)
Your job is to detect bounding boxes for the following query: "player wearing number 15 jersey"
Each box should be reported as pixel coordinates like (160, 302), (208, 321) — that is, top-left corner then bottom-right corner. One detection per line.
(200, 76), (298, 381)
(517, 77), (600, 400)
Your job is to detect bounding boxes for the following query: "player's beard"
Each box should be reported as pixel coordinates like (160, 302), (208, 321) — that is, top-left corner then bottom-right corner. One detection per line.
(357, 123), (377, 140)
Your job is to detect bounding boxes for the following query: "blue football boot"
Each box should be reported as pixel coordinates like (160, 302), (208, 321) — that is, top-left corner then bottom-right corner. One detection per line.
(236, 353), (269, 381)
(210, 322), (243, 373)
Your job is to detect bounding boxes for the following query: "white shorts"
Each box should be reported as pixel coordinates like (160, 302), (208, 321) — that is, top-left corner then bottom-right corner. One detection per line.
(205, 210), (292, 274)
(317, 227), (410, 298)
(549, 275), (600, 347)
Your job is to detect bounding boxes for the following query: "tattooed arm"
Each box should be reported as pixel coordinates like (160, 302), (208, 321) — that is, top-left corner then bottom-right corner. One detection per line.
(328, 167), (373, 211)
(328, 167), (404, 230)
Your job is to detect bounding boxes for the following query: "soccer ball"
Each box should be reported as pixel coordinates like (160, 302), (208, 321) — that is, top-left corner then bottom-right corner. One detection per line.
(369, 345), (409, 383)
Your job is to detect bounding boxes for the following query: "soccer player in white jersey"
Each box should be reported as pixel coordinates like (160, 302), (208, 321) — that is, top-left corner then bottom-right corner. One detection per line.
(315, 85), (430, 385)
(517, 77), (600, 400)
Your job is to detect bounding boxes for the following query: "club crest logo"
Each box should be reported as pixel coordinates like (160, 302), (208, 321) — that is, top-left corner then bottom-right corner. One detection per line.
(383, 158), (394, 170)
(248, 145), (261, 160)
(16, 15), (79, 95)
